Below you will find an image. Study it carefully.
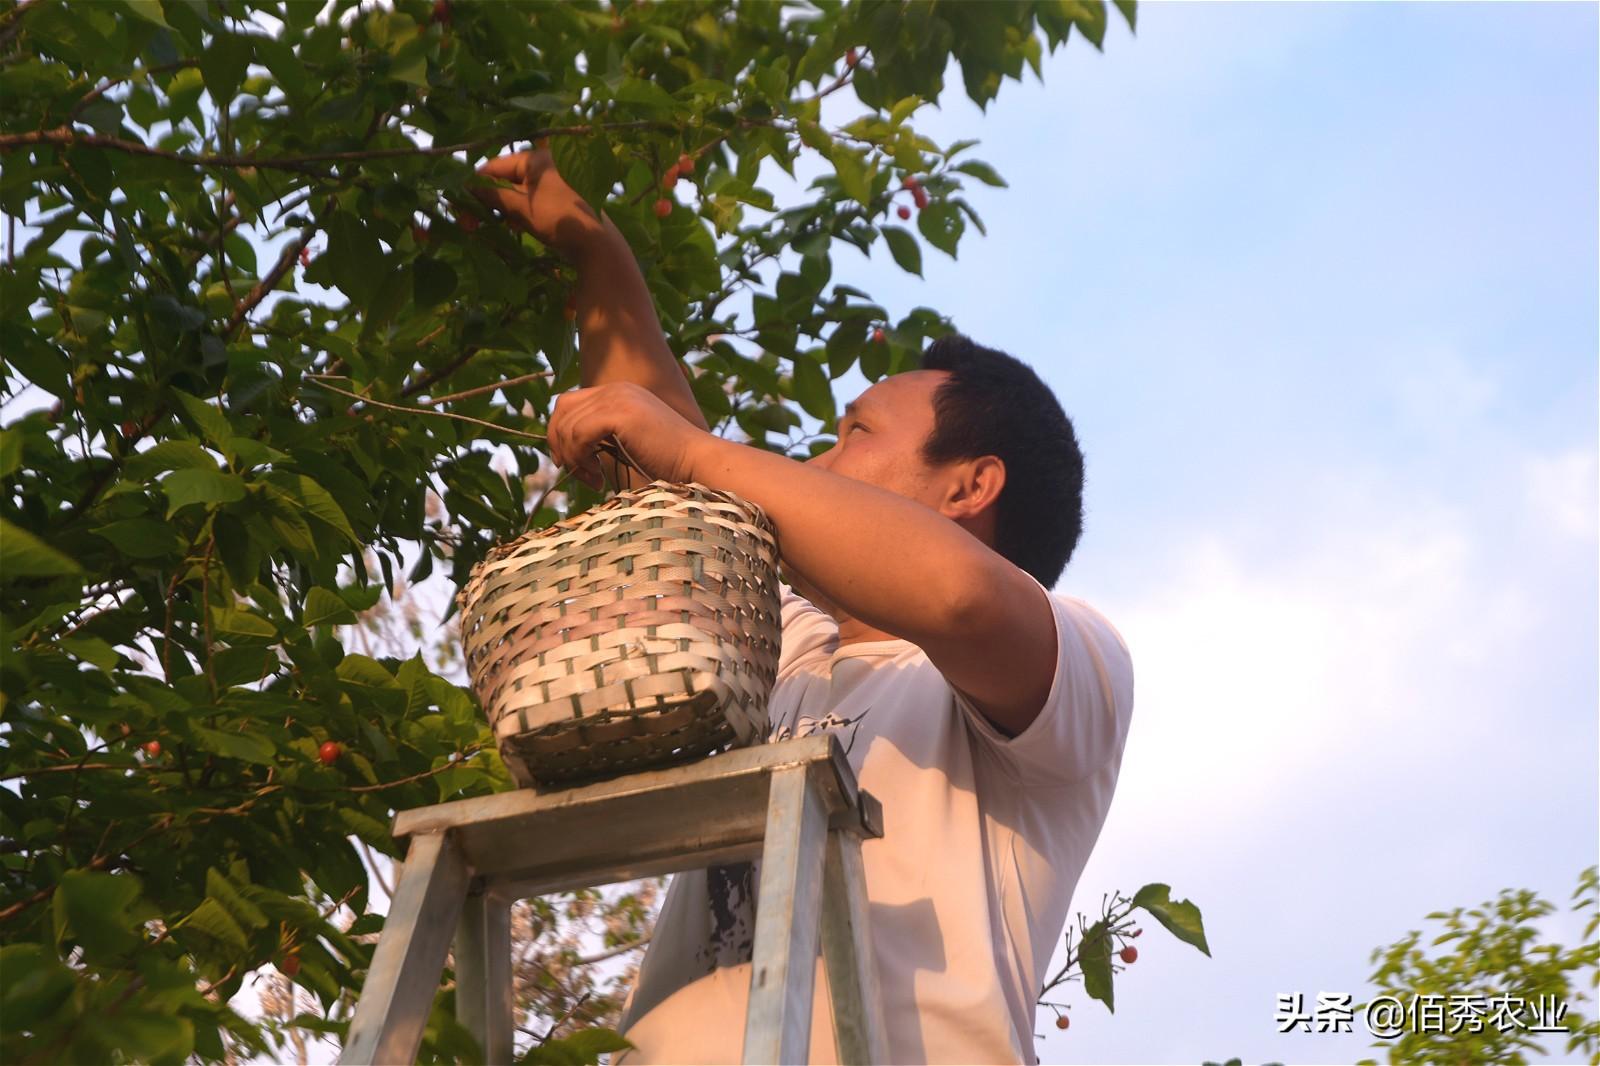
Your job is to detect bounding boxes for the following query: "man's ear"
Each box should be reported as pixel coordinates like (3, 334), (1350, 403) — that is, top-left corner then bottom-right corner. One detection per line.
(943, 454), (1006, 522)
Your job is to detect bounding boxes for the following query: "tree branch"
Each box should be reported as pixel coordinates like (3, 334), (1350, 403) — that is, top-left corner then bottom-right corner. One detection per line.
(0, 121), (680, 175)
(575, 933), (651, 966)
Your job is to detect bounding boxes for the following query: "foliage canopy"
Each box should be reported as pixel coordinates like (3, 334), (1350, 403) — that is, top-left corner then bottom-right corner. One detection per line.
(0, 0), (1133, 1060)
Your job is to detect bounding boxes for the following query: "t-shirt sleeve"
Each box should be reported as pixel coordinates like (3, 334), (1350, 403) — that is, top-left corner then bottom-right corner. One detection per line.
(953, 583), (1135, 785)
(777, 582), (836, 675)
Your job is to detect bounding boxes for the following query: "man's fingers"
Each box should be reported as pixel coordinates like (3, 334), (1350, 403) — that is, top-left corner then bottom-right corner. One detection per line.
(468, 183), (534, 231)
(476, 153), (527, 181)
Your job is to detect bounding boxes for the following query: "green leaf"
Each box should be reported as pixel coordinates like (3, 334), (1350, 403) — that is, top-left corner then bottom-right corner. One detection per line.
(125, 439), (216, 480)
(1113, 0), (1137, 32)
(52, 870), (142, 958)
(796, 119), (834, 154)
(550, 135), (619, 213)
(1063, 0), (1109, 49)
(173, 389), (233, 452)
(121, 0), (172, 28)
(90, 518), (182, 559)
(791, 356), (834, 421)
(953, 160), (1007, 187)
(0, 428), (20, 477)
(198, 31), (254, 101)
(205, 866), (268, 931)
(880, 225), (923, 277)
(830, 147), (874, 209)
(1132, 883), (1212, 956)
(520, 1027), (634, 1065)
(211, 605), (278, 642)
(1080, 918), (1115, 1012)
(0, 944), (75, 1025)
(191, 726), (277, 766)
(1, 518), (83, 576)
(165, 66), (205, 125)
(916, 201), (965, 257)
(162, 467), (246, 516)
(177, 897), (249, 952)
(336, 653), (399, 689)
(261, 471), (359, 544)
(61, 636), (119, 671)
(227, 437), (290, 471)
(614, 77), (679, 111)
(305, 586), (358, 627)
(413, 257), (458, 308)
(389, 40), (429, 88)
(324, 212), (387, 306)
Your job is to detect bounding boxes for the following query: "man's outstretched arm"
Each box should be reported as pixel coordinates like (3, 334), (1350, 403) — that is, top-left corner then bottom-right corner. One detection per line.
(472, 150), (709, 434)
(546, 384), (1058, 737)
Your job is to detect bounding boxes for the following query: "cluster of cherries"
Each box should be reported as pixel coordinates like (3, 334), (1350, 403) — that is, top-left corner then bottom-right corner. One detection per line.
(654, 152), (697, 219)
(896, 174), (930, 221)
(1050, 929), (1142, 1031)
(139, 738), (343, 764)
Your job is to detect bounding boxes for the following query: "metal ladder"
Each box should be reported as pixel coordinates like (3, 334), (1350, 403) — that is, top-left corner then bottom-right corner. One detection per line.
(337, 733), (887, 1065)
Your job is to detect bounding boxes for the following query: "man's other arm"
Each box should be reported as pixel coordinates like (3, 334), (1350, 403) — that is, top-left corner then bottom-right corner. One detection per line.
(472, 150), (709, 434)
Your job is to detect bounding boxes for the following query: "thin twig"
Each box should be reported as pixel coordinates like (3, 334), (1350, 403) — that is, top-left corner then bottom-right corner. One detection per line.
(539, 992), (592, 1046)
(420, 371), (552, 407)
(575, 934), (651, 966)
(343, 747), (483, 793)
(304, 377), (549, 444)
(0, 761), (146, 781)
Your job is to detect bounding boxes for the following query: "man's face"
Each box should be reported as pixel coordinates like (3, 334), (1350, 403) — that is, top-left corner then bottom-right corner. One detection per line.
(805, 368), (951, 511)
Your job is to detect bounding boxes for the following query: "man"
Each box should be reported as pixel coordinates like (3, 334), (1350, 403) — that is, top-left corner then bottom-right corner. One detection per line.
(474, 150), (1134, 1063)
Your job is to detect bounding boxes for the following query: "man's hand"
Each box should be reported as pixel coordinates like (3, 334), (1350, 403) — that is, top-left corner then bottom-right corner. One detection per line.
(471, 148), (604, 260)
(546, 383), (705, 488)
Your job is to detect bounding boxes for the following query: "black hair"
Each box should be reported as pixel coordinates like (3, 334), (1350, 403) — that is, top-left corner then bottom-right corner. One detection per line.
(918, 335), (1085, 586)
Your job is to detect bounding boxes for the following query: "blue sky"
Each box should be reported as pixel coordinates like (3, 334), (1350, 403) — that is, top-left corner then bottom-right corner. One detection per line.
(814, 4), (1597, 1063)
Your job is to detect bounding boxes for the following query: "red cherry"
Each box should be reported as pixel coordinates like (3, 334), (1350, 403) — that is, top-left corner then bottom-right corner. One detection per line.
(430, 0), (451, 25)
(318, 740), (342, 765)
(661, 164), (680, 189)
(1119, 945), (1138, 964)
(913, 186), (930, 210)
(411, 223), (429, 245)
(846, 48), (859, 68)
(901, 175), (920, 191)
(653, 198), (672, 219)
(897, 205), (911, 220)
(1055, 1014), (1070, 1030)
(298, 247), (311, 268)
(280, 953), (301, 977)
(562, 296), (578, 321)
(677, 153), (695, 175)
(871, 327), (885, 344)
(457, 213), (479, 233)
(142, 740), (161, 757)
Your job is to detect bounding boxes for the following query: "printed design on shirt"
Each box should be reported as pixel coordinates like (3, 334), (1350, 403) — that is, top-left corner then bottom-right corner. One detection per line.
(692, 708), (875, 969)
(695, 861), (757, 970)
(767, 706), (872, 756)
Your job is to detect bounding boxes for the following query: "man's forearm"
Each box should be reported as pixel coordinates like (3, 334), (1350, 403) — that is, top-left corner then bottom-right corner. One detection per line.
(570, 222), (709, 433)
(683, 434), (1003, 644)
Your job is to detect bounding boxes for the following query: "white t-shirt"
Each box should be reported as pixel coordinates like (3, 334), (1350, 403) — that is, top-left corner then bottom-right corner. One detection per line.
(616, 579), (1135, 1064)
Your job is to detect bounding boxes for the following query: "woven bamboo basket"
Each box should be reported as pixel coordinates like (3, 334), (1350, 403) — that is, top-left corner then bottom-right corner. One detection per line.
(457, 480), (781, 788)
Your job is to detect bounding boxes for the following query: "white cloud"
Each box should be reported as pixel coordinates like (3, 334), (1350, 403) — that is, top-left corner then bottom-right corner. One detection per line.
(1524, 445), (1599, 541)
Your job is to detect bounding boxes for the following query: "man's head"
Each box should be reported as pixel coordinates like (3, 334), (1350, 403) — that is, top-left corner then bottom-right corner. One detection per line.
(807, 335), (1085, 586)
